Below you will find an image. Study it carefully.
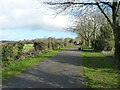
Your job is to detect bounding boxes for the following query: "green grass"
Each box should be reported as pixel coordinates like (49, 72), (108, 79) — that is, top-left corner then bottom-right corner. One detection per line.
(23, 44), (34, 52)
(2, 46), (72, 82)
(81, 46), (119, 88)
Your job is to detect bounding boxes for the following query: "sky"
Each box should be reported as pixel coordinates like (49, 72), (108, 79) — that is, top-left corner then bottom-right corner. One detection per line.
(0, 0), (77, 41)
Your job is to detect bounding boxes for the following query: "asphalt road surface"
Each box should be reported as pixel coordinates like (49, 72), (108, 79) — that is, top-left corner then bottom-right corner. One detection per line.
(3, 46), (85, 88)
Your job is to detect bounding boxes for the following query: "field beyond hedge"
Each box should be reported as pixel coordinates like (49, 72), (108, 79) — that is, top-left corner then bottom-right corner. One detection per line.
(22, 44), (34, 52)
(81, 46), (119, 88)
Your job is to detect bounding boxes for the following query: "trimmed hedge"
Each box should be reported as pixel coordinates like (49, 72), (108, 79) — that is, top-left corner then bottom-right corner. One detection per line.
(2, 38), (74, 67)
(2, 42), (24, 67)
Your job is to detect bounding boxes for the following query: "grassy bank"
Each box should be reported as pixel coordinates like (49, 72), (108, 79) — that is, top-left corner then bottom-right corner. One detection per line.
(81, 46), (119, 88)
(2, 46), (72, 82)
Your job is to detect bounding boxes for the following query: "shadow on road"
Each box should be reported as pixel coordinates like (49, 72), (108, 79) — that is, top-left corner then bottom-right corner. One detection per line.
(49, 55), (81, 66)
(3, 68), (85, 88)
(2, 46), (85, 88)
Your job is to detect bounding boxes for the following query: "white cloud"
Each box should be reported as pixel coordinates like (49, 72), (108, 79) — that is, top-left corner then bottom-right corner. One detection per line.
(0, 0), (70, 31)
(43, 15), (68, 28)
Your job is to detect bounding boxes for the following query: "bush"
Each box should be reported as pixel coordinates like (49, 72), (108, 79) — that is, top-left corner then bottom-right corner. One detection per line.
(16, 42), (24, 59)
(91, 25), (114, 51)
(91, 39), (114, 51)
(48, 42), (53, 50)
(2, 42), (24, 67)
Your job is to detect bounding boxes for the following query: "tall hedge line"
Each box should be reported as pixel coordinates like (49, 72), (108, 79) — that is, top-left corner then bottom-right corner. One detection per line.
(2, 38), (74, 67)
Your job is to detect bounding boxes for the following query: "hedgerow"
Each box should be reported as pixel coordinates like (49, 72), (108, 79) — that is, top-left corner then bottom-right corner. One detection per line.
(2, 38), (74, 67)
(2, 42), (24, 67)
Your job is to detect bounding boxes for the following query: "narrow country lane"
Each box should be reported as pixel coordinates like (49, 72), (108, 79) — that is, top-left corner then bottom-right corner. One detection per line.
(3, 46), (85, 88)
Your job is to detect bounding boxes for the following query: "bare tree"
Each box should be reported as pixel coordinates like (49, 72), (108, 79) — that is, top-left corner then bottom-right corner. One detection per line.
(68, 14), (101, 47)
(44, 0), (120, 64)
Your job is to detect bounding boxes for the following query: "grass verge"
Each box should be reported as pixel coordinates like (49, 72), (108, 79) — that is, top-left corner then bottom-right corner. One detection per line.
(2, 46), (72, 82)
(81, 46), (119, 88)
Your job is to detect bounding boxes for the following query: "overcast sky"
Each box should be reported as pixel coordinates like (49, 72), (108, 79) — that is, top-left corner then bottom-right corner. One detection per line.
(0, 0), (77, 41)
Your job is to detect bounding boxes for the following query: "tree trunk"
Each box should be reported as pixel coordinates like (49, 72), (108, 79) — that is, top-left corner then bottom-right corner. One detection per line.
(113, 26), (120, 64)
(112, 1), (120, 66)
(88, 39), (91, 47)
(83, 39), (86, 45)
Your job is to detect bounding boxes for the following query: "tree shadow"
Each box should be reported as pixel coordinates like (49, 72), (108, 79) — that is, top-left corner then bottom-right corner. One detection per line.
(2, 46), (86, 88)
(82, 54), (119, 88)
(81, 50), (100, 52)
(82, 56), (118, 70)
(2, 68), (85, 88)
(36, 46), (82, 66)
(49, 54), (82, 66)
(65, 48), (80, 52)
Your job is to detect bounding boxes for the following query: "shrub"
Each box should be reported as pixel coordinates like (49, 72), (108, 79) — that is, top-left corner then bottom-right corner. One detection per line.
(91, 39), (114, 51)
(91, 25), (114, 51)
(2, 42), (24, 67)
(16, 42), (24, 59)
